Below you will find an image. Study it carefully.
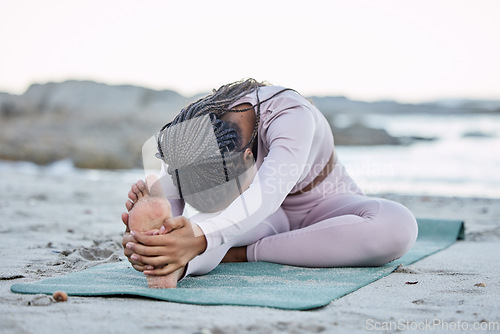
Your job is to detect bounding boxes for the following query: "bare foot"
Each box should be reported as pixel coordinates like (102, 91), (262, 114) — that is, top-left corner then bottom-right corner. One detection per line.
(128, 175), (171, 233)
(127, 174), (184, 288)
(146, 268), (185, 289)
(221, 246), (248, 263)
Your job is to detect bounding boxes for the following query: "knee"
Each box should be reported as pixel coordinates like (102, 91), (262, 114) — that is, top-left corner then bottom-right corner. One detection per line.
(369, 200), (418, 265)
(387, 200), (418, 246)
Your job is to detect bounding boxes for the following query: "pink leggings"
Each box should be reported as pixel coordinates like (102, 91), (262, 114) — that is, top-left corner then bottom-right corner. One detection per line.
(185, 193), (418, 277)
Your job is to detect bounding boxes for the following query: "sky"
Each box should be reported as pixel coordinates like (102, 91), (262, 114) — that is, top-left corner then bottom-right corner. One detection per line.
(0, 0), (499, 103)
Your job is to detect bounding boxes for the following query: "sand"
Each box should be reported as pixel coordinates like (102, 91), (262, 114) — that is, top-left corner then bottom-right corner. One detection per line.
(0, 166), (499, 334)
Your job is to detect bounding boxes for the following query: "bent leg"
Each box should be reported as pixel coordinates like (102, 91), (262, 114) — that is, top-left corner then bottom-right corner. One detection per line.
(185, 207), (290, 276)
(247, 195), (418, 267)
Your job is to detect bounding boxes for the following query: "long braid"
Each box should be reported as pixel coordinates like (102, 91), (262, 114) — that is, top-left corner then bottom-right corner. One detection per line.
(156, 78), (293, 212)
(172, 79), (262, 124)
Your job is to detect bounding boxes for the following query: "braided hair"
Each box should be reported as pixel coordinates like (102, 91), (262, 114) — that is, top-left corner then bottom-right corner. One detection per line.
(156, 78), (292, 212)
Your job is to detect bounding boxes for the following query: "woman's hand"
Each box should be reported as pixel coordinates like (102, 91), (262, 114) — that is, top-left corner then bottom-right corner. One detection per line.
(125, 216), (207, 276)
(121, 210), (150, 271)
(122, 231), (150, 271)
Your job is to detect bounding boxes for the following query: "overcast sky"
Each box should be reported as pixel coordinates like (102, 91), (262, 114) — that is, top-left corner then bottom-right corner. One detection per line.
(1, 0), (499, 102)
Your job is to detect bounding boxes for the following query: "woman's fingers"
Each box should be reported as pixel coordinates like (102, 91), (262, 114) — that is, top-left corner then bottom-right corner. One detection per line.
(130, 217), (188, 245)
(132, 264), (147, 272)
(130, 231), (171, 246)
(122, 232), (137, 245)
(142, 229), (161, 236)
(164, 216), (187, 231)
(128, 254), (147, 267)
(130, 253), (170, 267)
(144, 264), (181, 276)
(122, 233), (132, 248)
(126, 242), (168, 257)
(125, 216), (201, 276)
(122, 233), (147, 266)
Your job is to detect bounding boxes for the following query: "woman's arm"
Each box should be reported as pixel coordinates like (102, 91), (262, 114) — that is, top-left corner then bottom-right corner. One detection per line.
(197, 106), (316, 250)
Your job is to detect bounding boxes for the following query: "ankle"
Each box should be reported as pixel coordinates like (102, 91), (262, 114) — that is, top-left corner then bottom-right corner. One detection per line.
(238, 246), (248, 262)
(222, 246), (248, 263)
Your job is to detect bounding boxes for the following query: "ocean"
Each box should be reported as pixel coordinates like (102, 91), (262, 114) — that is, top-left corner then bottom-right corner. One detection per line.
(2, 113), (499, 199)
(336, 113), (500, 198)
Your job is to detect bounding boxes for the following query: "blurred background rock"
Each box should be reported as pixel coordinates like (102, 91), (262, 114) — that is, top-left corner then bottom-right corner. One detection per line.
(0, 80), (497, 169)
(0, 81), (191, 169)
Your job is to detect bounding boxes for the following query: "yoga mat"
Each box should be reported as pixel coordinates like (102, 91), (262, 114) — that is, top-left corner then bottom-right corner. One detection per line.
(11, 218), (464, 310)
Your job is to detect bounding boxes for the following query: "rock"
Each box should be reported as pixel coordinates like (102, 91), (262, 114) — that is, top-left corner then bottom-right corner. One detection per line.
(462, 131), (496, 138)
(19, 80), (188, 118)
(0, 92), (23, 117)
(0, 80), (197, 169)
(332, 123), (402, 146)
(52, 291), (68, 302)
(27, 294), (55, 306)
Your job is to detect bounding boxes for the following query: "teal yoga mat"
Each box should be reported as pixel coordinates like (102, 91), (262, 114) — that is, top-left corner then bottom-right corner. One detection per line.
(11, 218), (464, 310)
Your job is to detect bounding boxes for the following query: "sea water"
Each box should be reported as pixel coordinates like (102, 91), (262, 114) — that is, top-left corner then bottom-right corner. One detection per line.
(336, 113), (500, 198)
(1, 113), (499, 199)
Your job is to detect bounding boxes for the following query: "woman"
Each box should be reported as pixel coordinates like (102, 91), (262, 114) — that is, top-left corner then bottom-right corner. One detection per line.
(122, 79), (418, 288)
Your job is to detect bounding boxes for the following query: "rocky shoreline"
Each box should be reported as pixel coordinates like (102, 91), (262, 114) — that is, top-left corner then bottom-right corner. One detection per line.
(0, 81), (189, 169)
(0, 80), (496, 169)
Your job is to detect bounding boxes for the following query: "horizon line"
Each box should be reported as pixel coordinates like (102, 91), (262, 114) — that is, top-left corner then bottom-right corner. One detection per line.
(1, 78), (500, 105)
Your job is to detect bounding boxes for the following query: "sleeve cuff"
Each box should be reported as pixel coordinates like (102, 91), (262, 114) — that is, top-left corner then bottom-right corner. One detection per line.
(194, 221), (219, 252)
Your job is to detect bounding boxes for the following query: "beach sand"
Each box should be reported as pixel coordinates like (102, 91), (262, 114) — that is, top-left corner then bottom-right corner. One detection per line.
(0, 167), (499, 333)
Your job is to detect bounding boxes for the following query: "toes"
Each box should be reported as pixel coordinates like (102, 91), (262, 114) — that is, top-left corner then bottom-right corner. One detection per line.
(121, 212), (129, 225)
(131, 184), (142, 199)
(128, 189), (138, 203)
(125, 200), (134, 211)
(131, 179), (148, 199)
(136, 179), (148, 196)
